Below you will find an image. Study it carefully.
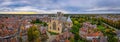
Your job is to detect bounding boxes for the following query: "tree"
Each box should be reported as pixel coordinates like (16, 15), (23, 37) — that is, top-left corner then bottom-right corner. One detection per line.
(27, 25), (40, 42)
(43, 22), (48, 26)
(18, 36), (23, 42)
(74, 21), (79, 25)
(104, 28), (118, 42)
(70, 25), (79, 34)
(40, 34), (49, 42)
(31, 19), (48, 27)
(70, 37), (75, 42)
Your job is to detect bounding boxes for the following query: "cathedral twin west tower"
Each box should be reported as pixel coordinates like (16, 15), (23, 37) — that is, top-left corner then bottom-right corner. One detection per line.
(48, 12), (73, 33)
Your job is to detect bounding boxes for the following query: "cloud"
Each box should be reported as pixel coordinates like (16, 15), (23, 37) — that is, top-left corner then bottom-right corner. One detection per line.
(0, 2), (12, 6)
(13, 6), (69, 14)
(0, 1), (31, 7)
(14, 6), (39, 12)
(0, 0), (120, 13)
(0, 7), (13, 11)
(87, 7), (120, 11)
(96, 0), (120, 7)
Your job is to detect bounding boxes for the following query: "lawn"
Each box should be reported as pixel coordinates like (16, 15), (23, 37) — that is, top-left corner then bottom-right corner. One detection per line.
(48, 31), (59, 35)
(97, 25), (106, 31)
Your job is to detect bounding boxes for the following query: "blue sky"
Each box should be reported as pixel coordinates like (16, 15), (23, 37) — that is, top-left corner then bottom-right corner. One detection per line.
(0, 0), (120, 14)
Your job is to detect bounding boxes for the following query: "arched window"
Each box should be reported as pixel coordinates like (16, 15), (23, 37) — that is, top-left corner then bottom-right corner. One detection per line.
(58, 28), (59, 31)
(69, 24), (71, 26)
(50, 26), (51, 29)
(53, 22), (56, 30)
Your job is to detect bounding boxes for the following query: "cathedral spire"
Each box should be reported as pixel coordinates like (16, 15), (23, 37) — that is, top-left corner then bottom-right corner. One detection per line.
(67, 16), (72, 23)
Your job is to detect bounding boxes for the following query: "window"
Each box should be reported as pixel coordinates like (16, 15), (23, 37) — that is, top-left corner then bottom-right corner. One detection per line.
(69, 24), (71, 26)
(50, 26), (51, 29)
(58, 28), (59, 31)
(53, 22), (56, 30)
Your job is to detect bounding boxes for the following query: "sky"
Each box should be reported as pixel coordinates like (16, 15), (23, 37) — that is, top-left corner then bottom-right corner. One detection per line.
(0, 0), (120, 14)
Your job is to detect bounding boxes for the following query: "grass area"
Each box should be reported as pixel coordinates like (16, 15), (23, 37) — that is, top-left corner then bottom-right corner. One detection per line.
(48, 31), (59, 35)
(31, 19), (48, 26)
(97, 25), (105, 31)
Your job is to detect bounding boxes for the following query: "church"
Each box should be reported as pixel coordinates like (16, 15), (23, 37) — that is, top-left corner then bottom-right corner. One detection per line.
(48, 12), (73, 33)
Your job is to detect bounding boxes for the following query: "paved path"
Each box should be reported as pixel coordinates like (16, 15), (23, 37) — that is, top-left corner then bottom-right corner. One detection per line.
(102, 22), (119, 31)
(46, 31), (56, 42)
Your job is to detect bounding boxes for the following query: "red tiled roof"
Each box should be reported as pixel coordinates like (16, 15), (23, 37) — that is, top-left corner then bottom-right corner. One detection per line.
(65, 39), (70, 42)
(87, 32), (100, 36)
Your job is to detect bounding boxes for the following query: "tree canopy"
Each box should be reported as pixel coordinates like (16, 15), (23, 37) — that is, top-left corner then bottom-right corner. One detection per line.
(27, 25), (40, 42)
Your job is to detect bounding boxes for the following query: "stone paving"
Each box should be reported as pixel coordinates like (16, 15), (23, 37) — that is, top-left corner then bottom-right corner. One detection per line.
(46, 31), (57, 42)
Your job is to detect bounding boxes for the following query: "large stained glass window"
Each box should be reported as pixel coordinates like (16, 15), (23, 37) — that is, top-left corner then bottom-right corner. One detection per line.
(53, 22), (56, 30)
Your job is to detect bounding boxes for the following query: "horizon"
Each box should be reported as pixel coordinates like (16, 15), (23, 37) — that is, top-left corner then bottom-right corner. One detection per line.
(0, 11), (120, 14)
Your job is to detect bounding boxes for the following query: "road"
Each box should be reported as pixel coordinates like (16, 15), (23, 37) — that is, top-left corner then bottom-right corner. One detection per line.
(46, 31), (56, 42)
(102, 22), (119, 31)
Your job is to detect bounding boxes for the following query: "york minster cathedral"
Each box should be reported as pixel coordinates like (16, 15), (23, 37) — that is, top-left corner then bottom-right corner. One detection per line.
(48, 12), (73, 33)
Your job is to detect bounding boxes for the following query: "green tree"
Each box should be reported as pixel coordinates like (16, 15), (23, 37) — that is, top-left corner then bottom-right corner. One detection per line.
(70, 37), (75, 42)
(108, 36), (118, 42)
(103, 28), (118, 42)
(70, 25), (79, 34)
(18, 36), (23, 42)
(43, 22), (48, 26)
(74, 21), (79, 25)
(40, 34), (49, 42)
(27, 25), (40, 42)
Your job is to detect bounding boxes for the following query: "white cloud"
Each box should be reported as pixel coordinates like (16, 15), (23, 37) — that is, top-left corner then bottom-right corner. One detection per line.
(14, 6), (39, 11)
(41, 10), (69, 14)
(64, 0), (97, 7)
(13, 6), (69, 14)
(0, 0), (120, 13)
(4, 0), (11, 2)
(0, 2), (12, 6)
(0, 7), (13, 11)
(0, 1), (30, 7)
(87, 7), (120, 11)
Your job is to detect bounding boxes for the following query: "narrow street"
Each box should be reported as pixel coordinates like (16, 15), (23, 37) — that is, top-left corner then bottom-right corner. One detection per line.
(102, 22), (119, 31)
(46, 31), (56, 42)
